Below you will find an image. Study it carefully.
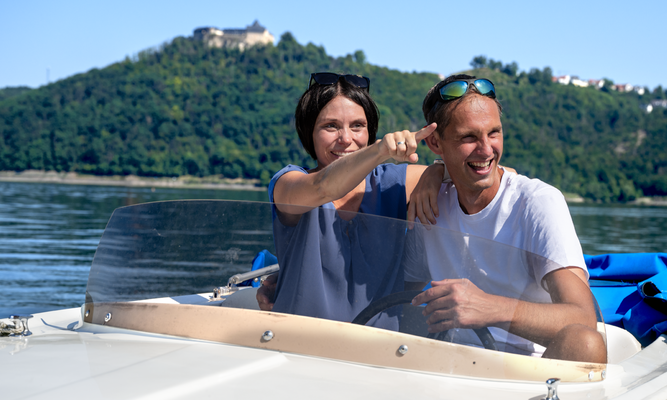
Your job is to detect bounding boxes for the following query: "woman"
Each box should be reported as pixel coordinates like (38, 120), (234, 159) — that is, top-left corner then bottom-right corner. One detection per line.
(258, 72), (444, 330)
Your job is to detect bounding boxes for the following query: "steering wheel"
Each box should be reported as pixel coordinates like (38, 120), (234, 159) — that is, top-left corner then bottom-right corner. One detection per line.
(351, 290), (498, 351)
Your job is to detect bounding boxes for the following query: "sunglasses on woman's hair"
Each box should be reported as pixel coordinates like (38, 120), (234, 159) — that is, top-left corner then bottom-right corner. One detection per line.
(309, 73), (370, 91)
(425, 78), (496, 114)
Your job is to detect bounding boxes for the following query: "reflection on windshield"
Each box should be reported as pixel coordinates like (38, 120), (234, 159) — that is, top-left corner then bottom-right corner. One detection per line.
(86, 201), (274, 303)
(86, 200), (606, 365)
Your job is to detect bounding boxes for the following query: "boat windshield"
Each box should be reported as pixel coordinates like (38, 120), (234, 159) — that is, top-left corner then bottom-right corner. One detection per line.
(84, 200), (607, 382)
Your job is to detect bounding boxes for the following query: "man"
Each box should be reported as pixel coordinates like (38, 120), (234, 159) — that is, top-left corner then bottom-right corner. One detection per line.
(406, 74), (606, 363)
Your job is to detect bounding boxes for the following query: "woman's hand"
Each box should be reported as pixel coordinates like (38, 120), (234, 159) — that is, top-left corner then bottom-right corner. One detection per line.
(500, 165), (516, 174)
(256, 273), (278, 311)
(377, 123), (437, 164)
(407, 163), (443, 227)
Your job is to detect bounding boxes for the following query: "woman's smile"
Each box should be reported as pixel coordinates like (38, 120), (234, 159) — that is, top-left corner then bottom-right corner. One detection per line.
(312, 95), (369, 168)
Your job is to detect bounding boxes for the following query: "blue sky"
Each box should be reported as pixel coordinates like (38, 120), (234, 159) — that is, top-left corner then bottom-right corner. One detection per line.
(2, 0), (665, 90)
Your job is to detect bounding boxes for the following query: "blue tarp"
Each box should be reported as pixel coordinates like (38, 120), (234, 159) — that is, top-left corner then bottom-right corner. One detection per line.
(587, 253), (667, 346)
(249, 249), (278, 288)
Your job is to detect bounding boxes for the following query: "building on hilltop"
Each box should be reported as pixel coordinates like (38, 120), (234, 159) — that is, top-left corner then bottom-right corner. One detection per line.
(553, 75), (646, 95)
(193, 20), (275, 50)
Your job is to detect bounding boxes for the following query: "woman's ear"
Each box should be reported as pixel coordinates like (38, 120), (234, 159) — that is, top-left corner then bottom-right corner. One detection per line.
(425, 132), (444, 156)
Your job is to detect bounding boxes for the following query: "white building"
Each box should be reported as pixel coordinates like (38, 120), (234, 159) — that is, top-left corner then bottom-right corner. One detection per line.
(193, 20), (275, 51)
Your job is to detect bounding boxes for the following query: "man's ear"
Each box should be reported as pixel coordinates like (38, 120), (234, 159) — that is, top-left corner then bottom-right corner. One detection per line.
(425, 132), (444, 156)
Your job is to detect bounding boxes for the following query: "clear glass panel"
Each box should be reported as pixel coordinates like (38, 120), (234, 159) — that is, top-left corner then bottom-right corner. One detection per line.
(86, 200), (606, 368)
(86, 200), (275, 303)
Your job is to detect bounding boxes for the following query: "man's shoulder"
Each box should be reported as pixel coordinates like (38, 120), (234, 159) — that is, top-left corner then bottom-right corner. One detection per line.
(505, 172), (563, 201)
(503, 173), (569, 223)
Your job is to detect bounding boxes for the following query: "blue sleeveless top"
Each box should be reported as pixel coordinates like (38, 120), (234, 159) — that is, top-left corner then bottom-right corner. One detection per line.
(268, 164), (408, 330)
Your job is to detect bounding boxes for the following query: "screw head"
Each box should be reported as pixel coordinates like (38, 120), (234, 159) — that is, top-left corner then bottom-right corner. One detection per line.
(262, 330), (274, 341)
(398, 345), (408, 355)
(104, 313), (112, 322)
(85, 310), (90, 317)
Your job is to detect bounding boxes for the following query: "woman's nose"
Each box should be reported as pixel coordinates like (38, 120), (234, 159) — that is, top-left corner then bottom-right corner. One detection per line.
(337, 127), (353, 144)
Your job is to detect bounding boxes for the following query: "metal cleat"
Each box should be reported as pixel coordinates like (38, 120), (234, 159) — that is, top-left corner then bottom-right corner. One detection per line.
(4, 315), (34, 337)
(544, 378), (560, 400)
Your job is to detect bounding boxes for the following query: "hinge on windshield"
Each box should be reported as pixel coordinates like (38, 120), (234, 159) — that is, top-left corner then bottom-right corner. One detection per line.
(210, 263), (280, 300)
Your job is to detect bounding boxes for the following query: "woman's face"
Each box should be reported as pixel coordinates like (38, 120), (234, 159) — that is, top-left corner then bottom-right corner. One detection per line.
(312, 95), (369, 169)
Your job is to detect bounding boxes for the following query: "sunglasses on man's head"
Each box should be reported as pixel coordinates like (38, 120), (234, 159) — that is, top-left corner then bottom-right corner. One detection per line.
(439, 78), (496, 101)
(309, 73), (370, 91)
(425, 78), (496, 114)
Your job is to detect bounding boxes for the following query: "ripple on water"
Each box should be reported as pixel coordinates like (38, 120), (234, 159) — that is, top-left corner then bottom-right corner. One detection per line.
(2, 182), (665, 318)
(0, 181), (267, 317)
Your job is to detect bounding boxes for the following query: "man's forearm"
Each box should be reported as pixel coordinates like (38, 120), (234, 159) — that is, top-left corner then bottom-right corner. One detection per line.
(504, 299), (597, 347)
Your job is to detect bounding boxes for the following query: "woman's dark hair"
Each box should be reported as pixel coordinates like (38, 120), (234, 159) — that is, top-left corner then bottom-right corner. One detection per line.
(295, 78), (379, 160)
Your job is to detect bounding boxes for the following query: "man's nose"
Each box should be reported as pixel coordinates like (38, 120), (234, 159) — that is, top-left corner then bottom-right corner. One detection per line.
(477, 136), (493, 155)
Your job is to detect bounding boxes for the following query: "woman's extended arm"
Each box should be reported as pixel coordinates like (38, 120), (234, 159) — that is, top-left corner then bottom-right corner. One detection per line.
(273, 123), (437, 216)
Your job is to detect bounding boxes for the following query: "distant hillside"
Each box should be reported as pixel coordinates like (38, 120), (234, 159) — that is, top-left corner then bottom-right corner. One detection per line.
(0, 86), (32, 102)
(1, 33), (666, 202)
(482, 67), (667, 201)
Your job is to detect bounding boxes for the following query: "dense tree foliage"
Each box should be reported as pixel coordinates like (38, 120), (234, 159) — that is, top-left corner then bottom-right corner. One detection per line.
(0, 86), (32, 102)
(1, 37), (666, 201)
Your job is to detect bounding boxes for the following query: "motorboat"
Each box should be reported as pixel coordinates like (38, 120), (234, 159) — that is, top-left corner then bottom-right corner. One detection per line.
(2, 200), (666, 399)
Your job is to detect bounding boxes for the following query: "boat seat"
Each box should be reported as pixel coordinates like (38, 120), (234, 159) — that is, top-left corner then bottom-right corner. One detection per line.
(602, 323), (642, 364)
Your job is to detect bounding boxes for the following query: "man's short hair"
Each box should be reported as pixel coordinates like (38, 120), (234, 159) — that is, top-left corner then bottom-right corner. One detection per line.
(422, 74), (503, 137)
(295, 79), (379, 160)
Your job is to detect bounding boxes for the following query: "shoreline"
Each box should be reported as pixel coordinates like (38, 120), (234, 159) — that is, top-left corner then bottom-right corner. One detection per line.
(2, 170), (666, 205)
(563, 192), (667, 206)
(0, 170), (266, 191)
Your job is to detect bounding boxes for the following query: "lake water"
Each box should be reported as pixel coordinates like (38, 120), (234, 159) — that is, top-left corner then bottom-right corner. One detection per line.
(1, 181), (666, 318)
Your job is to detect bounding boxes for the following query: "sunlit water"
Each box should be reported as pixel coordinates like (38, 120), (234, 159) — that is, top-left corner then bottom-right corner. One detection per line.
(0, 182), (266, 318)
(1, 182), (666, 318)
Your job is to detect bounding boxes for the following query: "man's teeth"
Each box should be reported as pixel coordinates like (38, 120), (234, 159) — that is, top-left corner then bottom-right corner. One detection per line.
(469, 161), (491, 168)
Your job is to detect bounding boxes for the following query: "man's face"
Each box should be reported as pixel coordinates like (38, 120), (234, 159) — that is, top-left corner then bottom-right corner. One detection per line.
(428, 95), (503, 200)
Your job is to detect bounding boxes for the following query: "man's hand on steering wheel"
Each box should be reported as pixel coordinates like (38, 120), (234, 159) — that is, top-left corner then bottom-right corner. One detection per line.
(411, 278), (505, 334)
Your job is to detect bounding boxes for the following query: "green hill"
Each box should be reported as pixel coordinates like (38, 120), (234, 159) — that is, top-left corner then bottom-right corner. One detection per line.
(1, 33), (666, 202)
(0, 86), (32, 102)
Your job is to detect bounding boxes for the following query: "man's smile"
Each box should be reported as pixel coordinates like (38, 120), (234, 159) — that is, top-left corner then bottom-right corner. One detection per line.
(468, 159), (493, 172)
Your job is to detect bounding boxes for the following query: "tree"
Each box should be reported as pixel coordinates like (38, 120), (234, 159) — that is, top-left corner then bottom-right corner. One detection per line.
(470, 55), (487, 69)
(501, 62), (518, 77)
(353, 50), (366, 65)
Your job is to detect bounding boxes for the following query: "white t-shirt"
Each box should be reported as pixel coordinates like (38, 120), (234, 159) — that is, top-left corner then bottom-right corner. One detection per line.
(404, 170), (588, 356)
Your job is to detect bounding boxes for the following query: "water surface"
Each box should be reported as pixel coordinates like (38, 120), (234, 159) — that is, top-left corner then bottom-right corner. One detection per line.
(1, 182), (666, 318)
(0, 182), (266, 318)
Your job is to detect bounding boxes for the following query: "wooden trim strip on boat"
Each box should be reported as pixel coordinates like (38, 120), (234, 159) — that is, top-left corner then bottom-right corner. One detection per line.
(84, 302), (606, 383)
